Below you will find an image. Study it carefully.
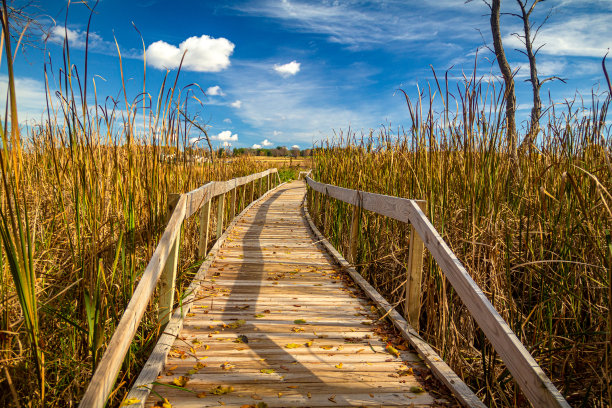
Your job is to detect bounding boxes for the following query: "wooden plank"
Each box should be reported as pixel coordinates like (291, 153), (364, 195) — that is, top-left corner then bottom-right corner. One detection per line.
(230, 187), (237, 220)
(302, 192), (485, 408)
(79, 195), (187, 408)
(406, 200), (426, 330)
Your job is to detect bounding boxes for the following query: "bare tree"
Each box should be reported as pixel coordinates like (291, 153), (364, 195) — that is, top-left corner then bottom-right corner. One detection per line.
(512, 0), (565, 150)
(478, 0), (519, 164)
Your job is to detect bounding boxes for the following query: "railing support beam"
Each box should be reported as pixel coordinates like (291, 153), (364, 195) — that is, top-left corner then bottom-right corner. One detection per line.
(405, 200), (426, 330)
(198, 199), (211, 258)
(216, 193), (225, 238)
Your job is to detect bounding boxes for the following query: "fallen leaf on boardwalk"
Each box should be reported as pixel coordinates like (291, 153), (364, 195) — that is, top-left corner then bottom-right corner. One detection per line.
(228, 319), (246, 329)
(238, 305), (250, 310)
(328, 395), (337, 403)
(396, 344), (408, 351)
(287, 385), (298, 389)
(398, 368), (414, 376)
(220, 362), (235, 370)
(385, 344), (400, 358)
(196, 392), (206, 398)
(172, 376), (189, 387)
(121, 398), (140, 406)
(187, 369), (197, 375)
(293, 319), (307, 324)
(234, 335), (249, 343)
(369, 393), (374, 398)
(195, 362), (206, 369)
(278, 392), (283, 398)
(263, 309), (271, 313)
(335, 363), (343, 369)
(251, 394), (262, 400)
(320, 345), (333, 350)
(356, 348), (365, 353)
(291, 327), (304, 333)
(254, 314), (265, 318)
(409, 386), (425, 393)
(153, 398), (172, 408)
(305, 341), (313, 347)
(260, 368), (275, 374)
(292, 304), (301, 307)
(256, 403), (268, 408)
(187, 313), (195, 317)
(211, 385), (234, 395)
(361, 321), (371, 325)
(285, 343), (301, 349)
(336, 345), (344, 351)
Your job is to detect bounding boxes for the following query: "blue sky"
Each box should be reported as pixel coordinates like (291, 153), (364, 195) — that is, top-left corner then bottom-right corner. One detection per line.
(5, 0), (612, 150)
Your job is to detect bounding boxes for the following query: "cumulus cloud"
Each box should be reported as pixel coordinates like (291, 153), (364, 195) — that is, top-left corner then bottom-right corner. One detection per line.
(252, 143), (262, 149)
(273, 130), (283, 136)
(274, 60), (301, 77)
(223, 118), (232, 123)
(211, 130), (238, 141)
(146, 35), (234, 72)
(261, 139), (273, 147)
(291, 144), (299, 149)
(505, 14), (612, 57)
(230, 100), (242, 108)
(48, 26), (120, 54)
(206, 85), (224, 96)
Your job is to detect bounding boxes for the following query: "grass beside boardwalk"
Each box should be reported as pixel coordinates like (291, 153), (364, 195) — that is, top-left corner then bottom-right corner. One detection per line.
(307, 78), (610, 407)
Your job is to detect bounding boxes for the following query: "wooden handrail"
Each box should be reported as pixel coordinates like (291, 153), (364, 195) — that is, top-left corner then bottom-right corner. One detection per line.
(304, 176), (570, 408)
(79, 169), (278, 408)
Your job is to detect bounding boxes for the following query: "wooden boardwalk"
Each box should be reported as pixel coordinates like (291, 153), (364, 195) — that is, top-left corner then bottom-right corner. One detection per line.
(143, 181), (448, 407)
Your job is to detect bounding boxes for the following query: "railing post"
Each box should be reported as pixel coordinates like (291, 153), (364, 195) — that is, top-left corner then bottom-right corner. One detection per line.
(230, 186), (237, 220)
(405, 200), (426, 330)
(198, 199), (211, 258)
(259, 175), (263, 196)
(348, 191), (361, 264)
(267, 172), (271, 191)
(241, 184), (246, 212)
(276, 170), (281, 185)
(159, 228), (180, 326)
(216, 193), (225, 238)
(323, 187), (330, 234)
(251, 179), (255, 202)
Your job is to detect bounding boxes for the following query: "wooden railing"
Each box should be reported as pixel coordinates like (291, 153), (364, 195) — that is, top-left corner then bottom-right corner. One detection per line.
(304, 176), (570, 408)
(79, 169), (281, 408)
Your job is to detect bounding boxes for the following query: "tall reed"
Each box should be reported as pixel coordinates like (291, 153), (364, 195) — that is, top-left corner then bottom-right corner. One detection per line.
(308, 68), (611, 407)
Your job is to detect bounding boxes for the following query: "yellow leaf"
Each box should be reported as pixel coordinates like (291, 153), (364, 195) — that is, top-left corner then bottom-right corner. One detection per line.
(121, 398), (141, 406)
(172, 376), (189, 387)
(385, 344), (400, 358)
(260, 368), (275, 374)
(293, 319), (307, 324)
(278, 392), (283, 398)
(220, 362), (235, 370)
(410, 386), (425, 393)
(305, 341), (313, 347)
(320, 345), (333, 350)
(211, 385), (234, 395)
(197, 392), (206, 398)
(285, 343), (301, 349)
(335, 363), (343, 369)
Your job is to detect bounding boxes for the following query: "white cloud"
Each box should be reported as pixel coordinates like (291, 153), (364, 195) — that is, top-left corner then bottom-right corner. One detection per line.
(261, 139), (273, 147)
(223, 118), (232, 123)
(252, 143), (262, 149)
(505, 14), (612, 58)
(230, 100), (242, 108)
(291, 144), (299, 149)
(47, 26), (121, 55)
(273, 130), (283, 136)
(274, 60), (301, 77)
(0, 75), (48, 123)
(206, 85), (224, 96)
(146, 35), (234, 72)
(211, 130), (238, 141)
